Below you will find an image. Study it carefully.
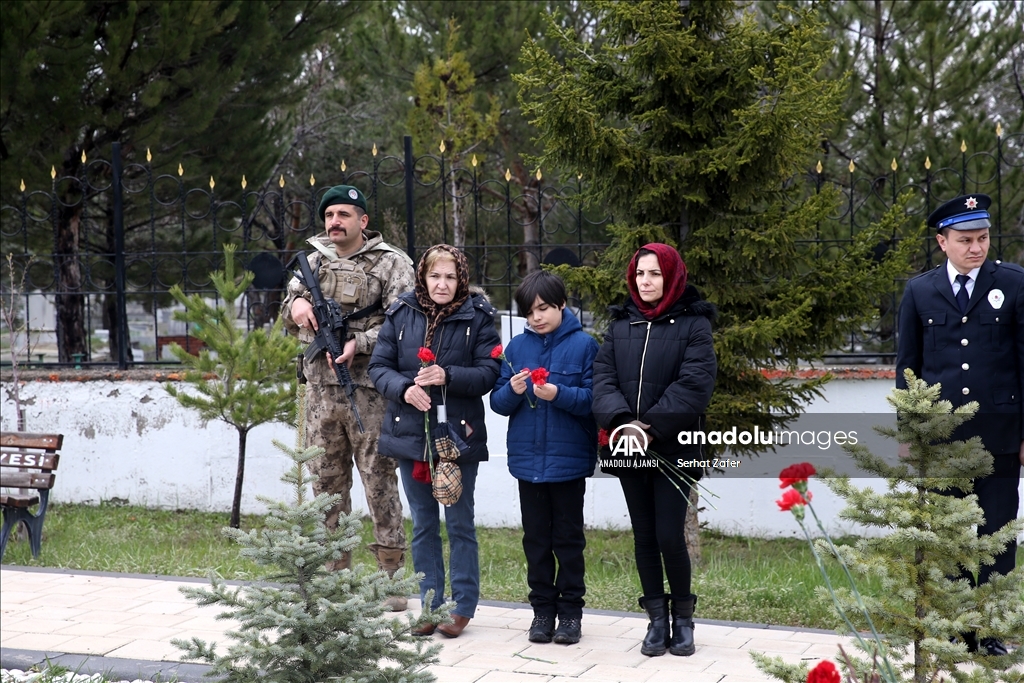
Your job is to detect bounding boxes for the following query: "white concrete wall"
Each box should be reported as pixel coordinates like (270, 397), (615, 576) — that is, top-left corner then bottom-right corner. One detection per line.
(2, 376), (1020, 538)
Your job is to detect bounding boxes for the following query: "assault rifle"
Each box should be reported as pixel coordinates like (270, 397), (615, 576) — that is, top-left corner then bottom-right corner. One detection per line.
(289, 252), (381, 433)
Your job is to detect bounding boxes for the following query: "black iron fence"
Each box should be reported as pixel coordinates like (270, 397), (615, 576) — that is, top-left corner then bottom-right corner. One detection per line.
(1, 134), (1021, 369)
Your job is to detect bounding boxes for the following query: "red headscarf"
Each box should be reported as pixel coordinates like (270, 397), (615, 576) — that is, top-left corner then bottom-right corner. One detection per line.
(626, 243), (688, 320)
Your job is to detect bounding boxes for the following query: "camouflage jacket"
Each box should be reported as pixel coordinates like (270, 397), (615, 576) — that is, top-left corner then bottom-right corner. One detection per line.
(282, 231), (415, 388)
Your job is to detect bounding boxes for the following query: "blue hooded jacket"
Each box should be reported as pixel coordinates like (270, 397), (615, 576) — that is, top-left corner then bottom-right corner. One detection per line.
(490, 309), (599, 482)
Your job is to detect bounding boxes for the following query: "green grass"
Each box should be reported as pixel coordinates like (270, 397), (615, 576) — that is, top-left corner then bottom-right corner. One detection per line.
(5, 503), (1020, 629)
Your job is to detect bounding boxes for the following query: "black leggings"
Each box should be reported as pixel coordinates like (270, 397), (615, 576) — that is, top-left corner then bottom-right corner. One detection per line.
(620, 472), (692, 598)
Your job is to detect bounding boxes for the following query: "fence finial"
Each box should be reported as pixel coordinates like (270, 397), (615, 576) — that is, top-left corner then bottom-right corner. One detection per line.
(81, 150), (87, 163)
(310, 173), (315, 186)
(51, 166), (56, 180)
(178, 163), (184, 176)
(341, 160), (347, 172)
(439, 140), (446, 154)
(536, 168), (542, 181)
(505, 168), (512, 182)
(241, 175), (247, 190)
(146, 148), (152, 163)
(848, 159), (855, 173)
(209, 176), (215, 190)
(472, 154), (478, 167)
(924, 156), (931, 170)
(890, 158), (898, 172)
(20, 179), (25, 192)
(996, 121), (1003, 138)
(372, 143), (378, 157)
(815, 160), (822, 174)
(961, 140), (967, 153)
(279, 174), (285, 188)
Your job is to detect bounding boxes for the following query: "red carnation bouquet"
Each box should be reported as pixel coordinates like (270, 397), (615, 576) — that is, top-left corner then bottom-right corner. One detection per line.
(772, 463), (896, 683)
(417, 347), (436, 365)
(413, 347), (437, 483)
(519, 365), (549, 408)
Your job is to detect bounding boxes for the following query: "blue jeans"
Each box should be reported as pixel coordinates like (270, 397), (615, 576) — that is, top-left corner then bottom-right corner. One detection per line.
(398, 459), (480, 619)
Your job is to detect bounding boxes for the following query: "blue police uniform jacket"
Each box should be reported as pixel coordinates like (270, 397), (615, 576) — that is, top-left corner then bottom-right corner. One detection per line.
(490, 309), (599, 483)
(896, 259), (1024, 455)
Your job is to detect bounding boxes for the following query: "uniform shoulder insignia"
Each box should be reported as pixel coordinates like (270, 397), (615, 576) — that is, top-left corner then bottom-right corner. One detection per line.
(385, 299), (404, 315)
(995, 260), (1024, 274)
(908, 268), (937, 283)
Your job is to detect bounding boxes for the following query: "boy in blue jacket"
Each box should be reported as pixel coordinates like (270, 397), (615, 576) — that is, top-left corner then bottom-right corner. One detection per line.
(490, 271), (599, 645)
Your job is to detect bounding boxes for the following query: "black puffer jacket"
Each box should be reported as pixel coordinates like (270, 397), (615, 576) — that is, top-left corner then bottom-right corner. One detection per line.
(369, 290), (501, 463)
(593, 285), (717, 482)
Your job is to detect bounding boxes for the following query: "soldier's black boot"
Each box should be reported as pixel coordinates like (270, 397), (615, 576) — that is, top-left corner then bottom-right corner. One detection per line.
(639, 595), (670, 657)
(668, 594), (697, 656)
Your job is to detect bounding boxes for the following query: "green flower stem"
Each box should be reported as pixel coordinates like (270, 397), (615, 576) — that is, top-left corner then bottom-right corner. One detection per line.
(647, 449), (720, 510)
(800, 502), (899, 683)
(424, 411), (435, 479)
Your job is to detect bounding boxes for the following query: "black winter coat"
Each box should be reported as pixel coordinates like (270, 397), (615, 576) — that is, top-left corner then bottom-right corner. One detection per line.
(592, 285), (717, 482)
(369, 291), (501, 463)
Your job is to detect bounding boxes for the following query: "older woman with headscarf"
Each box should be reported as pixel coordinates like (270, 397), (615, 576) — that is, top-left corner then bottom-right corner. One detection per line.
(369, 244), (501, 638)
(592, 243), (717, 658)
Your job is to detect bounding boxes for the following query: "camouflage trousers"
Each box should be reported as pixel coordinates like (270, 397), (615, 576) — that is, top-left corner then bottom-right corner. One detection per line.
(305, 383), (406, 550)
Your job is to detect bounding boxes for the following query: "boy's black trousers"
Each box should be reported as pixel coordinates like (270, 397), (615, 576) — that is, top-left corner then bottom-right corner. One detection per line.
(518, 477), (588, 618)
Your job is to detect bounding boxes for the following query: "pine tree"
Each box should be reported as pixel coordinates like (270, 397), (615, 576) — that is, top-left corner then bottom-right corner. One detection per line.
(173, 436), (446, 682)
(762, 0), (1021, 179)
(516, 0), (919, 452)
(407, 20), (500, 249)
(757, 370), (1024, 683)
(164, 244), (300, 529)
(0, 1), (361, 360)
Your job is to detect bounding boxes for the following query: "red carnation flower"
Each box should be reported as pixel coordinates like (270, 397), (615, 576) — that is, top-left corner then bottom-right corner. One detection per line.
(417, 347), (436, 365)
(779, 462), (816, 489)
(806, 660), (840, 683)
(597, 428), (610, 447)
(490, 344), (504, 359)
(776, 488), (812, 511)
(530, 367), (549, 386)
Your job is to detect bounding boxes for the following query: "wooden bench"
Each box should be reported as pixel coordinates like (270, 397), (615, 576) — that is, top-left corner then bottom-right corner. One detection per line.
(1, 432), (64, 561)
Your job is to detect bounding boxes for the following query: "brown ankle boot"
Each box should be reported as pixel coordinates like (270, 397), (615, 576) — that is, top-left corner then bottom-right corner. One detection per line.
(369, 543), (409, 612)
(325, 551), (351, 572)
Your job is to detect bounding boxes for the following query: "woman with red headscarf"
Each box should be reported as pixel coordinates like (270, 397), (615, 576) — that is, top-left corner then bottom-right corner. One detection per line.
(592, 243), (717, 658)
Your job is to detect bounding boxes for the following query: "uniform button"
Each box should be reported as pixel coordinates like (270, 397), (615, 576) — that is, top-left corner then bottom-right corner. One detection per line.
(962, 387), (970, 395)
(669, 319), (675, 324)
(962, 363), (969, 370)
(995, 317), (999, 322)
(461, 419), (466, 425)
(961, 316), (967, 323)
(928, 318), (933, 324)
(961, 339), (968, 346)
(395, 416), (400, 422)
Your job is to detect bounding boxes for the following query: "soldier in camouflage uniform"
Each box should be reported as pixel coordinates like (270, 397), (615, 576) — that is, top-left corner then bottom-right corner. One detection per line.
(282, 185), (415, 610)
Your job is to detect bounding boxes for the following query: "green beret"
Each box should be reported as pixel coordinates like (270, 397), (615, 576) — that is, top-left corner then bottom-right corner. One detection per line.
(318, 185), (367, 221)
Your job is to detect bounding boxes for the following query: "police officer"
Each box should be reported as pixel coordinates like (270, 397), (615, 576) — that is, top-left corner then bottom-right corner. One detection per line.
(282, 185), (416, 611)
(896, 193), (1024, 656)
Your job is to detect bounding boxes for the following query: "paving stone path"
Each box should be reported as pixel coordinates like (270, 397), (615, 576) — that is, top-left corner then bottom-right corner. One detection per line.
(1, 567), (852, 682)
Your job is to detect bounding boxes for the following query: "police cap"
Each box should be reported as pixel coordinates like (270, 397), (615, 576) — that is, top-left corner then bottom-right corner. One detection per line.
(927, 194), (991, 232)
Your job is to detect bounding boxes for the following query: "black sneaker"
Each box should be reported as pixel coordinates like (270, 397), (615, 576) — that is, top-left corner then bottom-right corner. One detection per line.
(553, 616), (582, 644)
(979, 637), (1010, 657)
(528, 615), (555, 643)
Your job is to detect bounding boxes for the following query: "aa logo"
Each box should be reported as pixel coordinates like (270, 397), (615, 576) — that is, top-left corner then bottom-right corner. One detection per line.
(609, 424), (649, 458)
